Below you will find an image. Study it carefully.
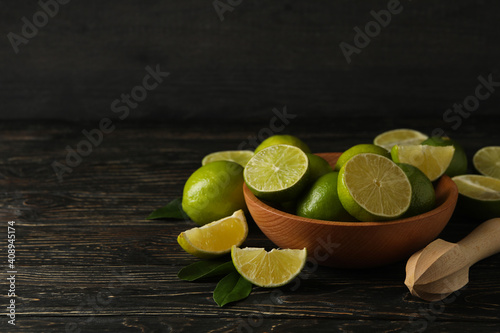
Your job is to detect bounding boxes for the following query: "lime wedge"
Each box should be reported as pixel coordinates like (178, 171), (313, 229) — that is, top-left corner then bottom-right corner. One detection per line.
(421, 136), (468, 177)
(391, 145), (455, 181)
(452, 175), (500, 201)
(473, 146), (500, 179)
(177, 210), (248, 259)
(338, 153), (412, 221)
(374, 129), (428, 151)
(244, 144), (310, 202)
(202, 150), (254, 167)
(231, 246), (307, 287)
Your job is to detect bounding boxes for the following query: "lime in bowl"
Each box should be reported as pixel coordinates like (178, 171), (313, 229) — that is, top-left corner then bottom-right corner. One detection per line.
(243, 152), (458, 269)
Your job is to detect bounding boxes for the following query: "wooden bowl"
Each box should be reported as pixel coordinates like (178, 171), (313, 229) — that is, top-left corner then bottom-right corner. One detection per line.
(243, 152), (459, 268)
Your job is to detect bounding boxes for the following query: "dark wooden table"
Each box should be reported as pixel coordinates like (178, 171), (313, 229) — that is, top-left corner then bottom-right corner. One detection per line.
(1, 117), (500, 332)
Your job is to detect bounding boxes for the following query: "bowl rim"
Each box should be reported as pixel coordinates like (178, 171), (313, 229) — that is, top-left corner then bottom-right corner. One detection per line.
(243, 152), (458, 227)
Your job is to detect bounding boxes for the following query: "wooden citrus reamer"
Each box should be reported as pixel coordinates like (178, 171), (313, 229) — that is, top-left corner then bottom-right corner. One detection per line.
(405, 218), (500, 301)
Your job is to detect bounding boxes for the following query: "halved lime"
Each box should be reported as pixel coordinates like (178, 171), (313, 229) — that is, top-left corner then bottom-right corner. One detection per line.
(177, 210), (248, 259)
(202, 150), (254, 167)
(231, 246), (307, 288)
(338, 153), (412, 221)
(473, 146), (500, 179)
(244, 144), (310, 202)
(391, 145), (455, 181)
(452, 174), (500, 219)
(374, 129), (428, 151)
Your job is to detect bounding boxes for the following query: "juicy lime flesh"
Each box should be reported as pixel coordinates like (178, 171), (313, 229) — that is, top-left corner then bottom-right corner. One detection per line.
(473, 146), (500, 179)
(245, 145), (308, 193)
(421, 136), (468, 177)
(343, 153), (411, 218)
(374, 129), (428, 151)
(392, 145), (455, 181)
(185, 217), (246, 252)
(232, 247), (307, 287)
(453, 175), (500, 201)
(202, 150), (254, 167)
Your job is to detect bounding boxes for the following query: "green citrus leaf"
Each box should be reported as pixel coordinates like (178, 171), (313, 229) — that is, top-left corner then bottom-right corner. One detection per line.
(178, 261), (235, 282)
(147, 197), (187, 220)
(213, 271), (253, 307)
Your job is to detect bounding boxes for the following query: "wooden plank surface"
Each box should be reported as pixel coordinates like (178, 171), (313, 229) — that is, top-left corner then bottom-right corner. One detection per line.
(0, 118), (500, 332)
(2, 1), (500, 120)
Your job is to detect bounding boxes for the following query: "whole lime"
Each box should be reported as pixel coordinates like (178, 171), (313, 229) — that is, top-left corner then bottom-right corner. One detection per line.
(421, 136), (467, 177)
(182, 161), (246, 225)
(397, 163), (436, 217)
(254, 135), (311, 154)
(296, 172), (353, 221)
(307, 153), (333, 182)
(334, 144), (390, 171)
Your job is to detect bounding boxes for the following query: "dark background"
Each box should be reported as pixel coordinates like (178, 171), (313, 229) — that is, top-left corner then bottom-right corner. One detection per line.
(1, 0), (500, 124)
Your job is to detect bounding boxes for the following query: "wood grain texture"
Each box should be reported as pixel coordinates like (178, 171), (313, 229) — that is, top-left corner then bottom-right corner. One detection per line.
(1, 1), (500, 120)
(0, 119), (500, 332)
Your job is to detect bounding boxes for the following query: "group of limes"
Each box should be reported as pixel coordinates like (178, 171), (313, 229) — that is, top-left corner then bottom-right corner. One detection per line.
(177, 130), (500, 288)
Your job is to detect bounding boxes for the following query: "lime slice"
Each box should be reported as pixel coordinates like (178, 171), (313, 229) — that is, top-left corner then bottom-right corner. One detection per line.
(255, 135), (311, 154)
(338, 153), (412, 221)
(231, 246), (307, 287)
(201, 150), (254, 167)
(244, 144), (310, 202)
(473, 146), (500, 179)
(452, 175), (500, 219)
(452, 175), (500, 200)
(374, 129), (428, 151)
(177, 210), (248, 259)
(391, 145), (455, 181)
(334, 144), (390, 171)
